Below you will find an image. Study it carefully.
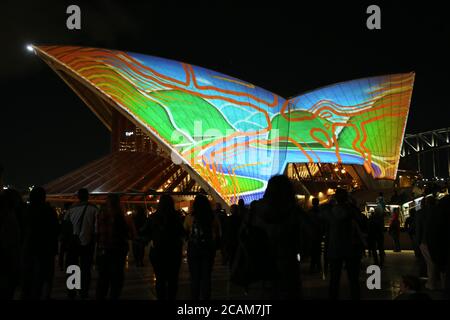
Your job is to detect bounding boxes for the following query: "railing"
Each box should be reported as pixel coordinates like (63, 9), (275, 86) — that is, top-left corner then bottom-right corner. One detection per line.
(364, 191), (448, 227)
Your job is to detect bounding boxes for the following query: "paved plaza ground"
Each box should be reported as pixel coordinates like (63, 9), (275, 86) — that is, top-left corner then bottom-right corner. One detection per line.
(45, 244), (447, 300)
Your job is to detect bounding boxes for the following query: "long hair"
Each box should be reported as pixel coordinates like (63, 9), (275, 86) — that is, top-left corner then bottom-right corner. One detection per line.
(192, 194), (213, 229)
(154, 194), (176, 226)
(105, 193), (127, 239)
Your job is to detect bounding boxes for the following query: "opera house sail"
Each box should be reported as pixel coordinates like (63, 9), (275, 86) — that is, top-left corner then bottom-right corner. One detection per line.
(34, 45), (415, 206)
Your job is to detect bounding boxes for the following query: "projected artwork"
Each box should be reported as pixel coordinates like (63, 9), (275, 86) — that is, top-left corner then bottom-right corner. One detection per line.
(35, 46), (414, 204)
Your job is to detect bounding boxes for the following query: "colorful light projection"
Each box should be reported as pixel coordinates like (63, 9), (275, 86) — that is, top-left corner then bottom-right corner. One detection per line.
(35, 46), (414, 205)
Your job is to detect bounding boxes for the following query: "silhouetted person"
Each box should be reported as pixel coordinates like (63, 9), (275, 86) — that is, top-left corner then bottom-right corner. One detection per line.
(3, 188), (26, 244)
(307, 197), (323, 273)
(321, 198), (335, 275)
(249, 175), (305, 299)
(441, 195), (450, 295)
(21, 187), (59, 300)
(350, 197), (368, 257)
(395, 275), (431, 300)
(143, 195), (185, 300)
(237, 199), (248, 223)
(376, 192), (386, 214)
(132, 207), (147, 267)
(58, 202), (72, 271)
(440, 195), (450, 295)
(214, 203), (228, 265)
(326, 188), (363, 300)
(367, 207), (385, 267)
(427, 194), (449, 293)
(64, 188), (98, 299)
(226, 204), (242, 269)
(389, 208), (401, 252)
(416, 197), (441, 290)
(184, 194), (219, 300)
(0, 191), (21, 300)
(96, 194), (131, 300)
(404, 208), (426, 276)
(404, 209), (417, 254)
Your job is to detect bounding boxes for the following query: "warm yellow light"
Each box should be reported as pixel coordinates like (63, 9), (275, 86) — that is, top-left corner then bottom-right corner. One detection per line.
(341, 169), (346, 174)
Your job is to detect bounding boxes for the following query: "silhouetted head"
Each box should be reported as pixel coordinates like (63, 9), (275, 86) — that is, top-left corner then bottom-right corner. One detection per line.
(312, 197), (319, 208)
(29, 186), (46, 206)
(238, 199), (245, 208)
(264, 175), (296, 208)
(215, 202), (222, 211)
(379, 192), (384, 197)
(335, 188), (348, 204)
(78, 188), (89, 202)
(157, 194), (175, 214)
(192, 194), (213, 225)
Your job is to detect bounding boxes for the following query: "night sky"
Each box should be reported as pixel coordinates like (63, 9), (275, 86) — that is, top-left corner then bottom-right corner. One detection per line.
(2, 1), (449, 189)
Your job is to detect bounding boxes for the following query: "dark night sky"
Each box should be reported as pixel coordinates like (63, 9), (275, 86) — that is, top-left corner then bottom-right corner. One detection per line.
(1, 1), (449, 189)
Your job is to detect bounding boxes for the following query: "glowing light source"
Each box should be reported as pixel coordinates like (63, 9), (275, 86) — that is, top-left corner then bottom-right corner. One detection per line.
(34, 45), (415, 205)
(26, 44), (34, 53)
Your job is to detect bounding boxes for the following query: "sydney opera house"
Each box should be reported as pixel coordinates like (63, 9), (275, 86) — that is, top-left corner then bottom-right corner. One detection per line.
(32, 45), (415, 209)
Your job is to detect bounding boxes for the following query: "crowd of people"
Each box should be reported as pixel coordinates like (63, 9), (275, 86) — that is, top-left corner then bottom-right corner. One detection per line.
(1, 176), (449, 300)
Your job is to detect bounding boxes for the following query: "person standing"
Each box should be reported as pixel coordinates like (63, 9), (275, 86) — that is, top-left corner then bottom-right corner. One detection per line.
(307, 197), (323, 274)
(21, 187), (59, 300)
(416, 196), (440, 290)
(388, 208), (401, 252)
(214, 203), (228, 266)
(367, 207), (385, 267)
(184, 194), (219, 300)
(96, 194), (131, 300)
(0, 192), (21, 300)
(132, 207), (147, 267)
(145, 195), (185, 300)
(326, 188), (363, 300)
(248, 175), (305, 299)
(376, 192), (386, 214)
(64, 188), (98, 299)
